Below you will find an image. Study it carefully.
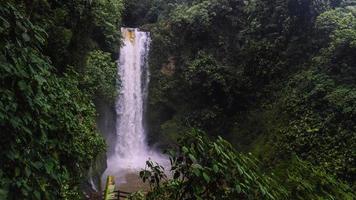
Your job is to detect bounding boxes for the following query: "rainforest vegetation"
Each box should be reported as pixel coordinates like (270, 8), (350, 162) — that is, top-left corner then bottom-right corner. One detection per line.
(0, 0), (355, 199)
(0, 0), (122, 198)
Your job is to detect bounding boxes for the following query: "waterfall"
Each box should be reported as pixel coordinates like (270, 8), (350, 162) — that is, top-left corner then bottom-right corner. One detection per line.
(103, 28), (165, 185)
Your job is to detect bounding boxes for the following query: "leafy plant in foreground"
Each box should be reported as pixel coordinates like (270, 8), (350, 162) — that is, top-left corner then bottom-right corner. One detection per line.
(134, 130), (355, 200)
(138, 130), (287, 200)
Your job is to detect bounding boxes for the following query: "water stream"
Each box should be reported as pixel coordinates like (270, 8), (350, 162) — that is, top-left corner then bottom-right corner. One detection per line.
(103, 28), (166, 186)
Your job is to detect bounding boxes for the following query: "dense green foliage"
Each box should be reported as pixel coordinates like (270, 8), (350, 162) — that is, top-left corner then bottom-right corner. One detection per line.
(84, 50), (119, 103)
(130, 130), (354, 200)
(275, 156), (354, 199)
(0, 0), (123, 199)
(259, 5), (356, 184)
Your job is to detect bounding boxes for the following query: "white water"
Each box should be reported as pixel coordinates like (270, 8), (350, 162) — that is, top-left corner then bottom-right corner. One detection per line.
(103, 28), (166, 184)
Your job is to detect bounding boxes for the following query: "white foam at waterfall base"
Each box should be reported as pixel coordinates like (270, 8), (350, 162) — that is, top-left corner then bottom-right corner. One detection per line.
(103, 28), (168, 185)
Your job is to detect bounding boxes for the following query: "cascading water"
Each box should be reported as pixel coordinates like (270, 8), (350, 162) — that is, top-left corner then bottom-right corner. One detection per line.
(103, 28), (166, 185)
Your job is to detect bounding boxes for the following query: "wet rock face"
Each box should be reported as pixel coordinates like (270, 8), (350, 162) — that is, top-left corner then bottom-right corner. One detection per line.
(84, 98), (116, 194)
(96, 98), (117, 158)
(161, 56), (175, 76)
